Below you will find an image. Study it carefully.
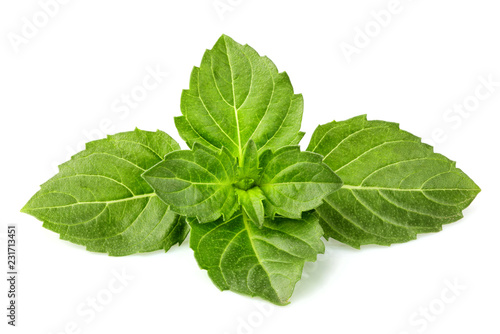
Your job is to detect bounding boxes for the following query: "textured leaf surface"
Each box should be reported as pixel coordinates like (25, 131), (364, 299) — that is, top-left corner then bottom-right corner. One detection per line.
(22, 129), (189, 256)
(143, 144), (238, 223)
(175, 35), (304, 161)
(307, 115), (481, 248)
(189, 211), (324, 305)
(258, 146), (343, 219)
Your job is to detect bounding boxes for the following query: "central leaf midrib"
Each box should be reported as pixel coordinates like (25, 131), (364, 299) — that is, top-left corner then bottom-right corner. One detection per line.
(342, 185), (478, 192)
(225, 42), (243, 164)
(25, 193), (155, 210)
(264, 161), (322, 185)
(241, 213), (280, 301)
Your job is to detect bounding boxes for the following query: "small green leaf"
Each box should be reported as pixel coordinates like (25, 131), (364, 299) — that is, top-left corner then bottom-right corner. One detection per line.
(239, 139), (260, 179)
(307, 115), (481, 248)
(143, 143), (238, 223)
(189, 211), (325, 305)
(236, 187), (266, 227)
(21, 129), (189, 256)
(257, 146), (343, 219)
(175, 35), (304, 161)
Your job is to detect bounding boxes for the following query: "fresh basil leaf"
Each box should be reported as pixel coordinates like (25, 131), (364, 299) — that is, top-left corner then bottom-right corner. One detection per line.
(21, 129), (189, 256)
(257, 146), (343, 219)
(236, 187), (266, 227)
(239, 139), (260, 180)
(189, 211), (324, 305)
(307, 115), (481, 248)
(143, 143), (239, 223)
(175, 34), (304, 161)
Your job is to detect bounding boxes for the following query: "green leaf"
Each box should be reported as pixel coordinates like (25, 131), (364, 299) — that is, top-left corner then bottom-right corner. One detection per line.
(257, 146), (343, 219)
(236, 187), (266, 227)
(143, 143), (239, 223)
(21, 129), (189, 256)
(175, 34), (304, 161)
(189, 211), (325, 305)
(239, 139), (260, 179)
(307, 115), (481, 248)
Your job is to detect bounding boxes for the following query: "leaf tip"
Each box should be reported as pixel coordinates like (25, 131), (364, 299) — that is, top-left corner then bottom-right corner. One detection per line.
(20, 204), (30, 214)
(218, 34), (235, 44)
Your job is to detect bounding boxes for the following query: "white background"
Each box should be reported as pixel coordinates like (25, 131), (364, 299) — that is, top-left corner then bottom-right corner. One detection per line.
(1, 1), (499, 333)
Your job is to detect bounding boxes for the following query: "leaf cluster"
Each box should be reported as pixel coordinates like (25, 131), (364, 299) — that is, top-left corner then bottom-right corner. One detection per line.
(22, 35), (480, 305)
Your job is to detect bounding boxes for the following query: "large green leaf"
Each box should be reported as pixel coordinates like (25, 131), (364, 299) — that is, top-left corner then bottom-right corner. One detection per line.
(307, 115), (480, 248)
(189, 211), (325, 305)
(22, 129), (189, 256)
(175, 34), (304, 161)
(143, 143), (239, 223)
(258, 146), (343, 219)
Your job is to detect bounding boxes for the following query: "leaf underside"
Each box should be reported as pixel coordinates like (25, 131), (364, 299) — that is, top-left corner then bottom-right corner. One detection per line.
(307, 115), (480, 248)
(189, 211), (325, 305)
(22, 129), (189, 256)
(175, 34), (305, 161)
